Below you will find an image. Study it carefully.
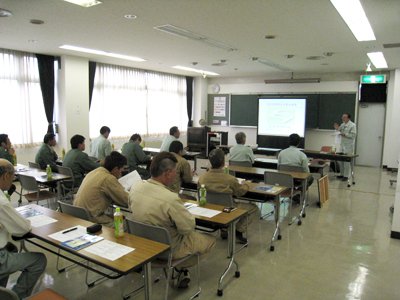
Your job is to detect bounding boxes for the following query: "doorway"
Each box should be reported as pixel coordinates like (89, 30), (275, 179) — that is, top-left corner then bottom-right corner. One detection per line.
(356, 103), (385, 167)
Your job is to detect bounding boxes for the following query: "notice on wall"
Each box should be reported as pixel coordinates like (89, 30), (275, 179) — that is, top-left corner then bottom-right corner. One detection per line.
(214, 97), (226, 117)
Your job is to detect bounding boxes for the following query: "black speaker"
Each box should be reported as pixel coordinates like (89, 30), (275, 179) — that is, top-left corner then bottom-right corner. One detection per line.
(360, 83), (387, 103)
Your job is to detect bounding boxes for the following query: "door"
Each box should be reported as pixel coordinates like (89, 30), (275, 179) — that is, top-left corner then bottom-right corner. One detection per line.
(356, 103), (385, 166)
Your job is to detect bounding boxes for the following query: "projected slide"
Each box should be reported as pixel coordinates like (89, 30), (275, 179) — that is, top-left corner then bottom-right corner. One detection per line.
(258, 98), (306, 137)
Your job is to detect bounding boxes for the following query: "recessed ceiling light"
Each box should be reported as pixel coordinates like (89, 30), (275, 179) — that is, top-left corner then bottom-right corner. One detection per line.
(173, 66), (219, 76)
(330, 0), (376, 41)
(219, 59), (227, 63)
(0, 8), (13, 17)
(28, 40), (36, 43)
(285, 55), (294, 59)
(63, 0), (102, 7)
(366, 46), (375, 49)
(190, 62), (198, 65)
(30, 19), (44, 25)
(124, 14), (137, 19)
(306, 56), (324, 60)
(264, 35), (276, 39)
(324, 52), (334, 56)
(321, 63), (329, 65)
(250, 57), (259, 61)
(59, 45), (146, 62)
(367, 52), (388, 68)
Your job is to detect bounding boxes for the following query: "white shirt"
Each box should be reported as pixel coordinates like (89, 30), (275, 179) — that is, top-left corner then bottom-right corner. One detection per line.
(0, 190), (31, 248)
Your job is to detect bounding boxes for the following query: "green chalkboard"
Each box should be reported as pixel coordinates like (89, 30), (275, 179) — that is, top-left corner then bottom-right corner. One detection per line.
(227, 93), (356, 129)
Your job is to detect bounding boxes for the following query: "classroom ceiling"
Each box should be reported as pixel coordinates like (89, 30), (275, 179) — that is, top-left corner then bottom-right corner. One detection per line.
(1, 0), (400, 78)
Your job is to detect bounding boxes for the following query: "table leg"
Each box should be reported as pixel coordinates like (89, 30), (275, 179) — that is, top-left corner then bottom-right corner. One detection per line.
(348, 158), (356, 188)
(144, 262), (152, 300)
(270, 195), (281, 251)
(217, 222), (240, 296)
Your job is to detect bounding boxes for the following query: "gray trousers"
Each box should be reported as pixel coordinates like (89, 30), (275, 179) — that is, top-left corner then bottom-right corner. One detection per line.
(339, 143), (354, 177)
(0, 244), (47, 299)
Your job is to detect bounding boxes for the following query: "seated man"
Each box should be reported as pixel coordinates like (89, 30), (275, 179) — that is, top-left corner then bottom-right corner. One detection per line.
(35, 133), (59, 172)
(129, 152), (216, 288)
(121, 133), (151, 180)
(0, 159), (47, 299)
(90, 126), (112, 160)
(168, 141), (195, 194)
(160, 126), (188, 155)
(63, 134), (103, 187)
(278, 133), (314, 188)
(229, 132), (255, 164)
(198, 149), (259, 243)
(0, 134), (16, 196)
(74, 151), (130, 231)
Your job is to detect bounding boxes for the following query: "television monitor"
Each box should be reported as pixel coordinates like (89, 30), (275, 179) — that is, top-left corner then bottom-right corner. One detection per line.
(360, 83), (387, 103)
(187, 127), (210, 147)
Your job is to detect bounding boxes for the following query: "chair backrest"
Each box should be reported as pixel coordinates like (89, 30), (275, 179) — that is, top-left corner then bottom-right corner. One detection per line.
(0, 287), (19, 300)
(201, 191), (234, 207)
(28, 161), (41, 169)
(277, 164), (304, 173)
(18, 174), (39, 192)
(229, 160), (252, 168)
(321, 146), (331, 152)
(57, 166), (75, 186)
(126, 218), (171, 247)
(58, 201), (91, 221)
(264, 171), (294, 189)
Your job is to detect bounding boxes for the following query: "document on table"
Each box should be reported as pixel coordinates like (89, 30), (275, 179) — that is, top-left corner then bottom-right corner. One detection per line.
(237, 178), (246, 184)
(61, 234), (104, 251)
(28, 215), (58, 227)
(84, 240), (135, 261)
(253, 185), (283, 194)
(48, 225), (88, 242)
(188, 206), (221, 218)
(18, 207), (42, 218)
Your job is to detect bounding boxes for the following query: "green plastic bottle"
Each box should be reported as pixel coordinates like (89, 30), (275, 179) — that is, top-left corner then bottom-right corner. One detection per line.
(114, 207), (124, 237)
(46, 165), (52, 180)
(199, 184), (207, 206)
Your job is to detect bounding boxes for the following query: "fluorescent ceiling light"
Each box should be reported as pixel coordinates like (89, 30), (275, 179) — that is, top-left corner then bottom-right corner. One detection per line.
(330, 0), (376, 41)
(173, 66), (220, 76)
(258, 59), (292, 72)
(367, 52), (388, 68)
(63, 0), (102, 7)
(59, 45), (146, 62)
(154, 24), (237, 52)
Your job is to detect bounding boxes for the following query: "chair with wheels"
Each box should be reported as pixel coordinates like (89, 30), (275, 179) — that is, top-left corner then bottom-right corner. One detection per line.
(125, 218), (201, 300)
(18, 174), (58, 207)
(264, 171), (301, 251)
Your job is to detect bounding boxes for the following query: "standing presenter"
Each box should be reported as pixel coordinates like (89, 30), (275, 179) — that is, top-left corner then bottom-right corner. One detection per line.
(334, 113), (356, 181)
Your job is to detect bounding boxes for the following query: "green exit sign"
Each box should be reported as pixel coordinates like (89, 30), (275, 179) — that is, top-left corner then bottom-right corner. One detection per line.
(360, 75), (386, 83)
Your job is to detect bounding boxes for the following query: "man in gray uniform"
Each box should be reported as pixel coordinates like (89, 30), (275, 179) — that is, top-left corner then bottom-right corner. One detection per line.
(63, 135), (103, 187)
(35, 133), (58, 172)
(334, 113), (357, 181)
(229, 132), (255, 164)
(90, 126), (112, 160)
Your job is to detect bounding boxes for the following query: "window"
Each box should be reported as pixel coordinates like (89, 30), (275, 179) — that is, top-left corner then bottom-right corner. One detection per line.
(0, 49), (48, 147)
(89, 63), (187, 139)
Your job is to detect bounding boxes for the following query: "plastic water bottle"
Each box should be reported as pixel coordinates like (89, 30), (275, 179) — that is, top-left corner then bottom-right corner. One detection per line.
(4, 191), (10, 202)
(199, 184), (207, 206)
(114, 207), (124, 237)
(13, 153), (17, 166)
(331, 145), (336, 154)
(224, 166), (229, 174)
(141, 139), (145, 148)
(111, 144), (114, 151)
(46, 165), (52, 180)
(62, 148), (65, 159)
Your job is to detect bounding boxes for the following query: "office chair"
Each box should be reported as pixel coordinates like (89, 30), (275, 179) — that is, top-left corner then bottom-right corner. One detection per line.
(18, 174), (58, 207)
(28, 161), (41, 169)
(57, 166), (78, 202)
(125, 218), (201, 300)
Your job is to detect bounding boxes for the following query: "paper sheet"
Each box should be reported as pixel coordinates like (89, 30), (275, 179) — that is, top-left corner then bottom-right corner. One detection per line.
(187, 206), (221, 218)
(48, 225), (88, 242)
(334, 132), (342, 144)
(84, 240), (135, 261)
(192, 176), (199, 183)
(28, 215), (58, 227)
(118, 170), (142, 192)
